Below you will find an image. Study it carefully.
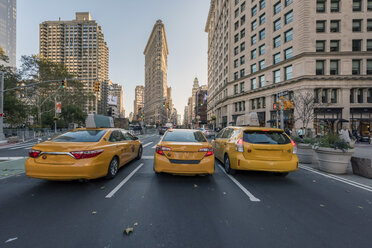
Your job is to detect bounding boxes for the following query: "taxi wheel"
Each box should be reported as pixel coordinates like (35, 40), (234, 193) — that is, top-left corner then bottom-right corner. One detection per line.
(224, 154), (236, 175)
(136, 145), (143, 160)
(106, 157), (119, 179)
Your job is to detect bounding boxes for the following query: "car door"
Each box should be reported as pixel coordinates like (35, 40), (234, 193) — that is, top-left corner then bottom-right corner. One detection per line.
(122, 130), (138, 160)
(213, 129), (226, 161)
(219, 128), (234, 158)
(109, 130), (129, 166)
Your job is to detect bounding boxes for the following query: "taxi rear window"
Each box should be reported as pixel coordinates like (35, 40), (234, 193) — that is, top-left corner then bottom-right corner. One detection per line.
(243, 130), (290, 145)
(163, 131), (207, 143)
(51, 130), (107, 142)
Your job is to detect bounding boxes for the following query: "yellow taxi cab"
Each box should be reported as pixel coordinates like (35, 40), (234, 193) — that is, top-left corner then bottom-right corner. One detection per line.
(25, 128), (142, 180)
(212, 113), (298, 176)
(153, 129), (214, 175)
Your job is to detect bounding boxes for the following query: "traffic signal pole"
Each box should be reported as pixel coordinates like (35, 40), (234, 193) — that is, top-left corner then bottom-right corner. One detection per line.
(0, 72), (6, 143)
(280, 98), (284, 130)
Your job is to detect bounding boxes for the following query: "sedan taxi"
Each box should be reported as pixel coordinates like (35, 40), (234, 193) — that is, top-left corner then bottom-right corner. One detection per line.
(25, 128), (142, 180)
(153, 129), (214, 175)
(213, 114), (298, 176)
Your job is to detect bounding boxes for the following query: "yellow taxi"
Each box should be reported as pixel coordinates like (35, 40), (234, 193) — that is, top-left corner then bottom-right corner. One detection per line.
(25, 128), (142, 180)
(212, 113), (298, 176)
(153, 129), (214, 175)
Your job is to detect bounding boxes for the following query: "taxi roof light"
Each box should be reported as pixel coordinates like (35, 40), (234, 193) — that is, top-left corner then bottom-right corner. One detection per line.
(70, 149), (104, 159)
(29, 149), (41, 158)
(236, 112), (259, 127)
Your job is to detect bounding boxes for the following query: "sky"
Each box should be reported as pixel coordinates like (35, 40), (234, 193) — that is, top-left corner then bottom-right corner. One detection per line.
(16, 0), (210, 119)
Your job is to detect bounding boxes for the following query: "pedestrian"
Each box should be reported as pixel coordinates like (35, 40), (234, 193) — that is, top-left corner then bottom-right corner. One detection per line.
(285, 128), (291, 137)
(339, 125), (351, 144)
(298, 128), (304, 139)
(352, 129), (359, 143)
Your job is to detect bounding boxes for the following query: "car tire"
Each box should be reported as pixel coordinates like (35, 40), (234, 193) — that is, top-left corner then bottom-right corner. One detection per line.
(274, 172), (289, 177)
(136, 145), (143, 160)
(106, 157), (119, 179)
(224, 154), (235, 175)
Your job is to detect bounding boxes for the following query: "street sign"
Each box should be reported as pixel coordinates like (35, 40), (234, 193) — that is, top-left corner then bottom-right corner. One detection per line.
(56, 102), (62, 114)
(278, 91), (288, 97)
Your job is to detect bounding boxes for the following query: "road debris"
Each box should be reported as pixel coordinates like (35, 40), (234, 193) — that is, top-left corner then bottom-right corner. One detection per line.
(320, 204), (325, 207)
(194, 184), (198, 188)
(5, 237), (18, 243)
(124, 227), (134, 235)
(100, 186), (106, 190)
(134, 222), (138, 226)
(92, 211), (97, 215)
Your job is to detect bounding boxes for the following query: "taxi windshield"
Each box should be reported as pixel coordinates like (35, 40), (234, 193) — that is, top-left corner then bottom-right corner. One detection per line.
(51, 130), (107, 142)
(243, 130), (291, 145)
(163, 131), (207, 142)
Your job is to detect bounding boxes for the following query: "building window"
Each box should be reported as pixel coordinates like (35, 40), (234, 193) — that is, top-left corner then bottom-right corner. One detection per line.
(350, 89), (355, 103)
(274, 1), (281, 14)
(330, 0), (340, 12)
(353, 0), (362, 11)
(317, 21), (327, 33)
(252, 5), (258, 16)
(259, 75), (265, 87)
(234, 34), (239, 43)
(240, 69), (245, 77)
(241, 2), (246, 12)
(234, 46), (239, 55)
(285, 0), (293, 7)
(353, 19), (362, 32)
(330, 40), (340, 52)
(317, 0), (326, 12)
(259, 60), (265, 70)
(260, 13), (266, 24)
(273, 35), (281, 48)
(240, 42), (245, 52)
(322, 89), (328, 103)
(368, 88), (372, 103)
(367, 19), (372, 31)
(240, 55), (245, 65)
(285, 11), (293, 25)
(352, 60), (361, 75)
(314, 89), (320, 103)
(273, 69), (281, 83)
(316, 40), (326, 52)
(240, 82), (245, 93)
(367, 40), (372, 51)
(235, 102), (238, 112)
(260, 0), (266, 10)
(240, 29), (246, 38)
(284, 29), (293, 42)
(259, 44), (265, 55)
(251, 63), (257, 73)
(358, 89), (364, 103)
(285, 65), (293, 80)
(251, 99), (256, 110)
(284, 47), (293, 60)
(263, 97), (266, 108)
(369, 0), (372, 10)
(234, 59), (239, 68)
(251, 49), (257, 59)
(367, 59), (372, 74)
(235, 0), (239, 6)
(316, 60), (325, 75)
(234, 72), (239, 80)
(273, 52), (280, 64)
(235, 21), (239, 31)
(234, 84), (239, 94)
(331, 89), (338, 103)
(251, 78), (257, 90)
(330, 60), (339, 75)
(251, 34), (257, 45)
(241, 15), (246, 25)
(259, 29), (266, 40)
(257, 98), (261, 109)
(352, 39), (362, 51)
(235, 8), (240, 18)
(251, 20), (257, 31)
(330, 20), (340, 32)
(274, 19), (281, 31)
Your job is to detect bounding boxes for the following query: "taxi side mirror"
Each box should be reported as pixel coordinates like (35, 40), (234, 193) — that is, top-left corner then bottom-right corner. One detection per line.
(133, 136), (139, 140)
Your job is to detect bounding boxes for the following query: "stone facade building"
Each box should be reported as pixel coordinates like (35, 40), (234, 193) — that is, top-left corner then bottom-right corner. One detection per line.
(134, 85), (144, 119)
(0, 0), (16, 68)
(205, 0), (372, 135)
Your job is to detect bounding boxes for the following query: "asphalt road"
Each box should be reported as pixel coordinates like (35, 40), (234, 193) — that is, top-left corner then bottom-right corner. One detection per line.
(0, 138), (47, 158)
(0, 134), (371, 248)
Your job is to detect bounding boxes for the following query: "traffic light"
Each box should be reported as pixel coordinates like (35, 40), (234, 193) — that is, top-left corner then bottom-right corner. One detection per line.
(61, 80), (66, 88)
(94, 81), (100, 92)
(273, 102), (280, 110)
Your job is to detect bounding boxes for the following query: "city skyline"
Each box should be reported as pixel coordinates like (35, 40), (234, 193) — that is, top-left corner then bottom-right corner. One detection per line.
(16, 0), (210, 118)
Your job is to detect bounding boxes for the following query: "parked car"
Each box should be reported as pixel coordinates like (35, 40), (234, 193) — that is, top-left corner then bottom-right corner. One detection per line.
(198, 128), (215, 138)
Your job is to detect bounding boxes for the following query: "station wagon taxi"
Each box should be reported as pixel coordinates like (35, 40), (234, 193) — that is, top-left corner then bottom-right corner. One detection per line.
(212, 113), (298, 176)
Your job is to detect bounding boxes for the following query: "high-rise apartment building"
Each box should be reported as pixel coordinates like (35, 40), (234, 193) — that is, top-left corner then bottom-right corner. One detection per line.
(134, 85), (144, 118)
(0, 0), (16, 67)
(206, 0), (372, 134)
(40, 12), (109, 114)
(144, 20), (169, 125)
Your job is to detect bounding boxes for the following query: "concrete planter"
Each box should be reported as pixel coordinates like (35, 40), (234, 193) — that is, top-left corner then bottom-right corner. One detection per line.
(297, 143), (314, 164)
(315, 147), (354, 174)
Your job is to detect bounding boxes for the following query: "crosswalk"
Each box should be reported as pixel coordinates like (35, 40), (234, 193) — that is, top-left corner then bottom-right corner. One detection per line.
(0, 141), (37, 151)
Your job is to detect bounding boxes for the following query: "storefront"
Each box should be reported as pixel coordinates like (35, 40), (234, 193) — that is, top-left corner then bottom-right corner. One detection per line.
(268, 110), (294, 129)
(314, 108), (343, 135)
(257, 112), (266, 127)
(350, 108), (372, 138)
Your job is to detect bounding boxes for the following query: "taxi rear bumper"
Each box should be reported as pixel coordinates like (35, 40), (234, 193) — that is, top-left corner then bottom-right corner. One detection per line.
(154, 153), (215, 175)
(231, 153), (299, 172)
(25, 157), (108, 180)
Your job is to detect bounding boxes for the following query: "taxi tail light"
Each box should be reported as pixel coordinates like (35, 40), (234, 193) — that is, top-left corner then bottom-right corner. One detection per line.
(156, 146), (171, 156)
(291, 140), (297, 154)
(70, 149), (104, 159)
(29, 149), (41, 158)
(199, 148), (214, 157)
(235, 138), (244, 152)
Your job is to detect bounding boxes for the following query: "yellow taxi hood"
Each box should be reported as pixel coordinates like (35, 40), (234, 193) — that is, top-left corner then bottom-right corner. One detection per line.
(32, 141), (102, 152)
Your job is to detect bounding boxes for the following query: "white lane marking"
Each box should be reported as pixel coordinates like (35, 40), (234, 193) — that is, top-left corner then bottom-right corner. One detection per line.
(105, 163), (144, 198)
(142, 156), (154, 159)
(0, 156), (27, 160)
(143, 142), (153, 148)
(5, 237), (18, 243)
(23, 146), (34, 150)
(9, 144), (35, 150)
(217, 164), (261, 202)
(151, 145), (157, 149)
(300, 165), (372, 193)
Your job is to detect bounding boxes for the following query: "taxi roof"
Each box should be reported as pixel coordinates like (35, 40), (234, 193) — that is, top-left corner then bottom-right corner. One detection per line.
(227, 126), (284, 132)
(72, 128), (124, 131)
